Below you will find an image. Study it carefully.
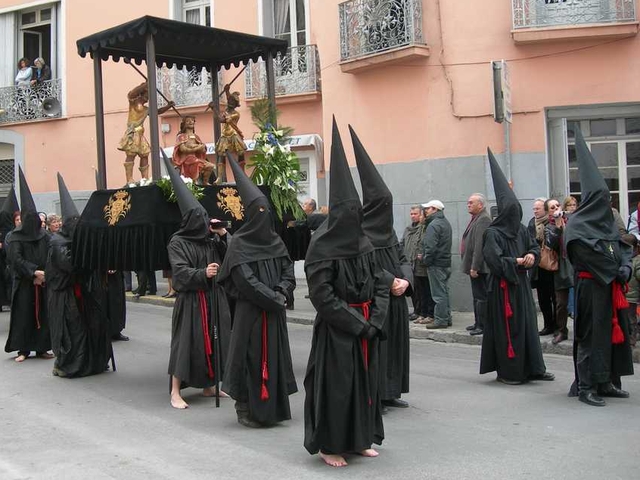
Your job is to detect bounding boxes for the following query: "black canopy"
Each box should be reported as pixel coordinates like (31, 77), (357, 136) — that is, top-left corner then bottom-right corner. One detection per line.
(76, 15), (288, 72)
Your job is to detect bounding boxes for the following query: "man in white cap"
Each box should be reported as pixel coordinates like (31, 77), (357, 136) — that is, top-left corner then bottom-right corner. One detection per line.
(421, 200), (453, 329)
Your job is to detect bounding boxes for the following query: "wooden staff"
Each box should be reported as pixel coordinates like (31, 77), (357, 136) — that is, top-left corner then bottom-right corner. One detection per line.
(127, 62), (183, 118)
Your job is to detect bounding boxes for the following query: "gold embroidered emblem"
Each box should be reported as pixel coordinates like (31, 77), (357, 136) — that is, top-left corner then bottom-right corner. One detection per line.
(217, 187), (244, 220)
(103, 190), (132, 226)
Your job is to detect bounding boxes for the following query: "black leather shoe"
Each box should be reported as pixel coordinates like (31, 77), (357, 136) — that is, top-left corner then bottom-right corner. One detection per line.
(538, 328), (555, 336)
(469, 328), (484, 336)
(497, 377), (523, 385)
(598, 385), (630, 399)
(382, 398), (409, 408)
(579, 392), (606, 407)
(529, 372), (555, 381)
(409, 313), (419, 321)
(465, 324), (477, 331)
(112, 333), (129, 342)
(381, 405), (389, 415)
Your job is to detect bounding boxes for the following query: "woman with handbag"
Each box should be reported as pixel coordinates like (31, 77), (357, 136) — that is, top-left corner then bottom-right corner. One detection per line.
(544, 199), (574, 345)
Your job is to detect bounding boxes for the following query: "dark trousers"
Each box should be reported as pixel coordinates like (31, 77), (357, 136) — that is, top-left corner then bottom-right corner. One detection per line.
(136, 271), (157, 295)
(555, 288), (569, 336)
(123, 271), (132, 291)
(470, 273), (488, 329)
(414, 274), (435, 318)
(536, 268), (556, 331)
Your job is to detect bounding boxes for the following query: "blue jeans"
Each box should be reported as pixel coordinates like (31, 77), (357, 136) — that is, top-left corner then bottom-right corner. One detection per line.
(567, 287), (575, 317)
(427, 266), (452, 326)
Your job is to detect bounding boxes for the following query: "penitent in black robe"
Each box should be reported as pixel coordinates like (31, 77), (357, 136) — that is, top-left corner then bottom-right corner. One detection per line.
(222, 257), (297, 424)
(304, 252), (391, 455)
(47, 235), (111, 377)
(4, 236), (50, 354)
(167, 235), (231, 389)
(480, 225), (547, 382)
(375, 243), (412, 401)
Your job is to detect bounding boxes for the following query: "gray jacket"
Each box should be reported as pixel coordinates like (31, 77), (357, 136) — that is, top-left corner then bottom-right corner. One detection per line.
(401, 221), (428, 276)
(422, 211), (452, 268)
(460, 210), (491, 275)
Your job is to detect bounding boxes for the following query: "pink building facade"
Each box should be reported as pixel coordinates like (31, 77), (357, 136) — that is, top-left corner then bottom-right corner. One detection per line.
(1, 0), (639, 308)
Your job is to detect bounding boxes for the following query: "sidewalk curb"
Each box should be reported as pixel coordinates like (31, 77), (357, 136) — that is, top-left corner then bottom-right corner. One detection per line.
(126, 293), (640, 363)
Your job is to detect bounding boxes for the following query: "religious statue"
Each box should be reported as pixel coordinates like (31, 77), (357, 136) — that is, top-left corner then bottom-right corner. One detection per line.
(118, 82), (175, 184)
(171, 115), (215, 185)
(209, 84), (246, 184)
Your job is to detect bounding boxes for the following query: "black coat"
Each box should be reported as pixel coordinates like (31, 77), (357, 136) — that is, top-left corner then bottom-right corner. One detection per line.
(422, 211), (452, 268)
(304, 252), (392, 454)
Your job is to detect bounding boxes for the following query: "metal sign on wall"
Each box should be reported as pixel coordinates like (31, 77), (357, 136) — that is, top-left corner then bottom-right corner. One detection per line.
(492, 60), (512, 124)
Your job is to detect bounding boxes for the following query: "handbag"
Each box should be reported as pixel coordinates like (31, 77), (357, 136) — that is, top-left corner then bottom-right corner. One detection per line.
(539, 243), (559, 272)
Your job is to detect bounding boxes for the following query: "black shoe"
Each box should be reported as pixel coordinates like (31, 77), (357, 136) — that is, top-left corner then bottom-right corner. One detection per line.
(497, 376), (523, 385)
(529, 372), (555, 381)
(465, 324), (477, 331)
(579, 392), (606, 407)
(409, 313), (419, 321)
(469, 328), (483, 336)
(598, 385), (630, 399)
(381, 405), (389, 415)
(112, 333), (129, 342)
(538, 328), (555, 336)
(131, 289), (139, 295)
(382, 398), (409, 408)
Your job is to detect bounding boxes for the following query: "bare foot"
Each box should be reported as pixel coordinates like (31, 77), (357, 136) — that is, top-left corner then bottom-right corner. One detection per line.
(320, 452), (348, 467)
(37, 352), (55, 359)
(15, 354), (27, 363)
(203, 386), (229, 398)
(170, 393), (189, 409)
(359, 449), (379, 457)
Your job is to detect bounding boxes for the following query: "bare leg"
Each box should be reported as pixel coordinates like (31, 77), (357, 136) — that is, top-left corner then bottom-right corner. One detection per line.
(202, 385), (229, 398)
(139, 155), (149, 180)
(124, 154), (136, 184)
(170, 375), (188, 409)
(320, 452), (348, 468)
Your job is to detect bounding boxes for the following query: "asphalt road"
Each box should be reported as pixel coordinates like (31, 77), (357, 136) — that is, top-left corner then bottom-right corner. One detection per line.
(0, 303), (637, 480)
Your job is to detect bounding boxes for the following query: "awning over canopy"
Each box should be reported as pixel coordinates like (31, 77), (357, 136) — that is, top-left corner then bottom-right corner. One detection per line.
(76, 15), (288, 71)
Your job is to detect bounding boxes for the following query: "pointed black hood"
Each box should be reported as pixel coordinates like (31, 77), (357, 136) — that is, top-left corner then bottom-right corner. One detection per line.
(217, 154), (289, 283)
(12, 166), (45, 241)
(161, 149), (209, 242)
(487, 148), (522, 239)
(56, 173), (80, 240)
(350, 125), (397, 249)
(305, 118), (373, 265)
(0, 186), (18, 237)
(564, 128), (618, 249)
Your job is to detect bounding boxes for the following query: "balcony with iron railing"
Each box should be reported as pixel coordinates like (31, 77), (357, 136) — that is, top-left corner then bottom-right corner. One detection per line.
(511, 0), (638, 43)
(156, 68), (224, 108)
(0, 79), (63, 124)
(245, 45), (321, 101)
(338, 0), (429, 73)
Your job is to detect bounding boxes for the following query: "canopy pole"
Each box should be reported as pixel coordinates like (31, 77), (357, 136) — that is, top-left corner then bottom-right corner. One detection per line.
(146, 33), (160, 180)
(210, 63), (221, 146)
(264, 50), (277, 127)
(93, 53), (107, 189)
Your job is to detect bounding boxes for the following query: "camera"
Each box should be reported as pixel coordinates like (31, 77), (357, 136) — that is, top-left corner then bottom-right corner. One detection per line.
(210, 220), (231, 229)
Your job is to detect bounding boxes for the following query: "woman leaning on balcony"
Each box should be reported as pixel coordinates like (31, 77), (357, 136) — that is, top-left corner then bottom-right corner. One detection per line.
(30, 57), (51, 86)
(15, 58), (32, 87)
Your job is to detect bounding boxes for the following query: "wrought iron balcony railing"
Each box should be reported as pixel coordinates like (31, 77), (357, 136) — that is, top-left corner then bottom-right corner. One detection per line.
(0, 79), (63, 124)
(156, 68), (223, 108)
(512, 0), (636, 29)
(339, 0), (425, 61)
(245, 45), (321, 99)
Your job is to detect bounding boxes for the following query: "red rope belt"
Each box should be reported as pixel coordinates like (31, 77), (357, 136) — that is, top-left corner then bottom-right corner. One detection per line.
(577, 271), (627, 344)
(349, 300), (373, 406)
(260, 311), (269, 401)
(499, 279), (516, 359)
(34, 284), (42, 329)
(197, 291), (214, 379)
(73, 283), (84, 315)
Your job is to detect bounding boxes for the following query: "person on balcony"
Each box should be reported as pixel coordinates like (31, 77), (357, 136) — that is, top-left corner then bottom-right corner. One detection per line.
(172, 115), (215, 185)
(30, 57), (51, 86)
(118, 82), (175, 184)
(15, 58), (32, 86)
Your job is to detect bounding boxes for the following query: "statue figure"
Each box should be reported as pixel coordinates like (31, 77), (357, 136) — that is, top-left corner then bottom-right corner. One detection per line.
(118, 82), (175, 184)
(209, 85), (246, 184)
(172, 115), (215, 185)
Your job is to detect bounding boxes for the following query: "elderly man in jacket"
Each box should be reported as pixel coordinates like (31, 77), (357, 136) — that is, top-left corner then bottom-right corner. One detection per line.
(422, 200), (453, 329)
(461, 193), (492, 336)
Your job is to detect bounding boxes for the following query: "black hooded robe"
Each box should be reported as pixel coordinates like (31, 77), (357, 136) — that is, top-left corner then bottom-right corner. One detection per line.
(167, 231), (231, 390)
(4, 235), (50, 354)
(222, 257), (297, 424)
(304, 252), (391, 454)
(47, 234), (111, 377)
(480, 225), (547, 382)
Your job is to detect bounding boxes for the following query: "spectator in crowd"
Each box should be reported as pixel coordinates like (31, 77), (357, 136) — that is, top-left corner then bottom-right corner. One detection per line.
(461, 193), (492, 336)
(46, 214), (61, 234)
(30, 57), (51, 86)
(422, 200), (453, 329)
(15, 58), (32, 86)
(544, 198), (573, 345)
(528, 197), (556, 336)
(563, 196), (578, 317)
(401, 205), (433, 323)
(623, 234), (640, 347)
